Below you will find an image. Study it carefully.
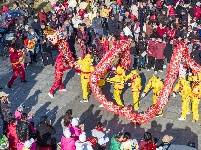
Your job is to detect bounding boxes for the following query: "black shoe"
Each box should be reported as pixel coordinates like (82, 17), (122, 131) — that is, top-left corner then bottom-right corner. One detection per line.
(138, 66), (141, 71)
(142, 65), (146, 69)
(21, 80), (28, 83)
(0, 86), (2, 89)
(7, 84), (12, 88)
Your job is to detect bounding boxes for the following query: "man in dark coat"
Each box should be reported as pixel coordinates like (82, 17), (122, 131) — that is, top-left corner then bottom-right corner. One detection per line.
(31, 17), (41, 35)
(108, 15), (118, 35)
(92, 12), (103, 36)
(116, 17), (124, 37)
(36, 116), (56, 149)
(16, 113), (31, 142)
(0, 92), (11, 133)
(49, 15), (59, 30)
(41, 40), (54, 66)
(190, 44), (201, 65)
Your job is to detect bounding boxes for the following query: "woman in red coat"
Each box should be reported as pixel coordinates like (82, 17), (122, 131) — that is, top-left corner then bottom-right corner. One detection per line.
(7, 118), (19, 150)
(38, 9), (47, 24)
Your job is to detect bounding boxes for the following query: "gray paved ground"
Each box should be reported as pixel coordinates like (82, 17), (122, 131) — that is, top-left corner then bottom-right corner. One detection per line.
(0, 52), (201, 149)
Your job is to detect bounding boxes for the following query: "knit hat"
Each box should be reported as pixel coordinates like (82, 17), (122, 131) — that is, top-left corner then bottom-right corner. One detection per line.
(33, 16), (38, 20)
(71, 118), (79, 126)
(63, 128), (71, 138)
(84, 14), (88, 18)
(17, 105), (24, 112)
(40, 115), (48, 122)
(25, 25), (29, 30)
(196, 2), (201, 6)
(0, 92), (9, 97)
(162, 135), (173, 143)
(79, 132), (86, 142)
(24, 138), (34, 148)
(98, 137), (109, 145)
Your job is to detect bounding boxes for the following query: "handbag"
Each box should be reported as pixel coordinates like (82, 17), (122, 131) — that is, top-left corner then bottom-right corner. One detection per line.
(141, 51), (147, 57)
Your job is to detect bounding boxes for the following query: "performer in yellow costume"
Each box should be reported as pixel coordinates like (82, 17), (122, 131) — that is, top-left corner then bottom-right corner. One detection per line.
(124, 70), (142, 111)
(98, 73), (107, 93)
(141, 75), (163, 116)
(77, 54), (94, 103)
(188, 72), (201, 122)
(107, 66), (126, 107)
(173, 78), (191, 120)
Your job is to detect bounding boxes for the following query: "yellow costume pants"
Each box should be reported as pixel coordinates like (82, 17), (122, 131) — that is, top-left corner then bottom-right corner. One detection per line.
(114, 88), (124, 107)
(180, 97), (191, 118)
(192, 97), (200, 121)
(153, 93), (163, 115)
(81, 75), (90, 100)
(132, 92), (140, 110)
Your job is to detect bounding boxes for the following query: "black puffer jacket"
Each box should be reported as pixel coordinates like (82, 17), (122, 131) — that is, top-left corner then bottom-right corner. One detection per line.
(36, 122), (56, 147)
(16, 121), (30, 142)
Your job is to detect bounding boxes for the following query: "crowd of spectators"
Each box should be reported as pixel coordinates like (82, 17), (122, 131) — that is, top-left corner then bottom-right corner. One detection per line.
(0, 0), (200, 72)
(0, 93), (197, 150)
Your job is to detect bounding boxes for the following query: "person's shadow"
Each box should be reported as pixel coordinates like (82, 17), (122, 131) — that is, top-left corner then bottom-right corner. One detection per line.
(160, 123), (198, 148)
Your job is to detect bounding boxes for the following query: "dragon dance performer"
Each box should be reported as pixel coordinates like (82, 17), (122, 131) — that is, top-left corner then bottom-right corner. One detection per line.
(48, 54), (72, 98)
(7, 46), (27, 88)
(188, 72), (201, 122)
(124, 70), (141, 111)
(77, 54), (94, 103)
(173, 78), (191, 121)
(107, 66), (126, 107)
(141, 75), (163, 116)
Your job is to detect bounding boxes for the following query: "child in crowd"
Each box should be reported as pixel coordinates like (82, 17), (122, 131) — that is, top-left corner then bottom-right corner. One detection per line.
(91, 122), (110, 150)
(68, 118), (84, 141)
(110, 132), (123, 150)
(60, 128), (76, 150)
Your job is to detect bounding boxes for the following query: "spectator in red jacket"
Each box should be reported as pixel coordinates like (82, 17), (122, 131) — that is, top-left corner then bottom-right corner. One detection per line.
(154, 37), (166, 74)
(167, 23), (177, 39)
(7, 118), (19, 150)
(38, 9), (47, 24)
(147, 35), (157, 71)
(157, 22), (167, 37)
(194, 2), (201, 20)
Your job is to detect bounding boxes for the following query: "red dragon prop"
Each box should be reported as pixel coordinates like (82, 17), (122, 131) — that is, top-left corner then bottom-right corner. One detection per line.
(90, 41), (201, 124)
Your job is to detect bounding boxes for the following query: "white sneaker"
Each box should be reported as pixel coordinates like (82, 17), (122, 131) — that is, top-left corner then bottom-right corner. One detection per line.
(80, 99), (89, 103)
(159, 70), (163, 72)
(163, 65), (166, 68)
(99, 104), (104, 107)
(186, 112), (190, 115)
(48, 92), (54, 99)
(112, 66), (116, 70)
(147, 69), (150, 71)
(151, 67), (154, 69)
(59, 89), (67, 92)
(178, 117), (186, 121)
(154, 71), (157, 74)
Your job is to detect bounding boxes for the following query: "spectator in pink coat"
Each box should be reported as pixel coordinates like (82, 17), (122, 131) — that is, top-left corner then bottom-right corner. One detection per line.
(60, 128), (76, 150)
(68, 118), (84, 141)
(17, 138), (36, 150)
(14, 105), (24, 121)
